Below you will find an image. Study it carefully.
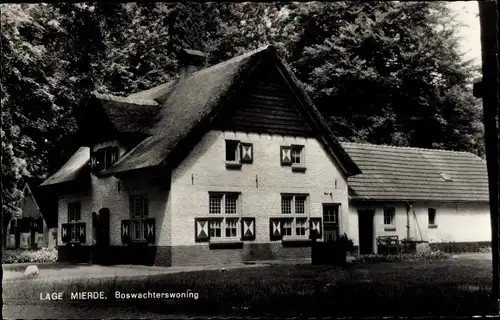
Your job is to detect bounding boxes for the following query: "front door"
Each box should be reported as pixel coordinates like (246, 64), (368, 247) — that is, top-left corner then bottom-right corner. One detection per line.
(323, 204), (340, 242)
(358, 209), (375, 254)
(92, 208), (110, 264)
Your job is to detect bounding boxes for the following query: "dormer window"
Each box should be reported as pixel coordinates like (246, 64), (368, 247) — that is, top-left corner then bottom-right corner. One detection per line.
(91, 146), (119, 173)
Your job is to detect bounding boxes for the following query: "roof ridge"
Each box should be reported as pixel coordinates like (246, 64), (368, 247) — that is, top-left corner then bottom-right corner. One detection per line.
(92, 92), (159, 106)
(188, 44), (274, 79)
(125, 45), (275, 102)
(341, 141), (475, 155)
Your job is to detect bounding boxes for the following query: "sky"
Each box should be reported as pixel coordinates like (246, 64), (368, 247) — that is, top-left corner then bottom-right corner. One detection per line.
(446, 1), (482, 66)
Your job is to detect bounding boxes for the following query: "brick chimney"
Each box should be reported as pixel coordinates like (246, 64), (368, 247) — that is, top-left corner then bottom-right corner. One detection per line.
(179, 48), (206, 79)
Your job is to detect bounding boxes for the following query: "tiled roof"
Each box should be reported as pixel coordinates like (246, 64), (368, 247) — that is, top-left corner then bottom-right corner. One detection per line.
(342, 142), (489, 202)
(103, 45), (360, 176)
(40, 147), (90, 187)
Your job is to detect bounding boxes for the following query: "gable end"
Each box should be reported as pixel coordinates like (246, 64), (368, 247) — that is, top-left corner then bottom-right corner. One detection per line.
(213, 67), (314, 137)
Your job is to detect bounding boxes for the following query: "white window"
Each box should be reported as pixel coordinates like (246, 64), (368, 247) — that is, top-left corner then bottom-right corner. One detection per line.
(281, 194), (309, 237)
(208, 193), (241, 239)
(295, 218), (307, 236)
(383, 207), (395, 228)
(68, 202), (81, 242)
(130, 195), (148, 241)
(291, 145), (304, 165)
(282, 220), (293, 236)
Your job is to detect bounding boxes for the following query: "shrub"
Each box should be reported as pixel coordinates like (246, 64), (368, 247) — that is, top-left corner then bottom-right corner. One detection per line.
(354, 251), (451, 264)
(2, 248), (58, 264)
(429, 241), (492, 253)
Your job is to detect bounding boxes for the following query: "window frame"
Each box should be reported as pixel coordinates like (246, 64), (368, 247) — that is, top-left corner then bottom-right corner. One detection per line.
(225, 140), (241, 164)
(129, 194), (149, 242)
(291, 145), (304, 165)
(428, 208), (437, 227)
(208, 192), (242, 240)
(92, 146), (119, 172)
(383, 207), (396, 230)
(280, 194), (309, 238)
(67, 201), (82, 242)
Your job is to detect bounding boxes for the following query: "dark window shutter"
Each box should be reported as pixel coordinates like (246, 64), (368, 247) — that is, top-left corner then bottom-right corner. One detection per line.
(241, 217), (256, 240)
(145, 218), (155, 243)
(143, 197), (149, 217)
(195, 218), (210, 242)
(90, 153), (95, 171)
(37, 218), (44, 233)
(269, 218), (282, 241)
(78, 222), (86, 243)
(240, 143), (253, 164)
(121, 220), (130, 244)
(309, 218), (322, 240)
(129, 196), (134, 217)
(92, 212), (98, 227)
(111, 147), (119, 165)
(280, 146), (292, 165)
(61, 223), (69, 243)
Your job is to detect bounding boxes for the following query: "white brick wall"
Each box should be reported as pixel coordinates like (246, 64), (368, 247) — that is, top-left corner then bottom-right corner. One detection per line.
(349, 201), (491, 250)
(170, 130), (350, 246)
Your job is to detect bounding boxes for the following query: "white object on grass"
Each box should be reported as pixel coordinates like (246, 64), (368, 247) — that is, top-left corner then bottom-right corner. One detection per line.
(24, 265), (40, 276)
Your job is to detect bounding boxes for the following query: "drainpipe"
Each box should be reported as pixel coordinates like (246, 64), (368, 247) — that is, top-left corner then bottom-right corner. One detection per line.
(406, 201), (412, 241)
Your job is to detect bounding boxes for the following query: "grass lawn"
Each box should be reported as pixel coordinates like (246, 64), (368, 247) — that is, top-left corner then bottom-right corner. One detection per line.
(5, 256), (495, 317)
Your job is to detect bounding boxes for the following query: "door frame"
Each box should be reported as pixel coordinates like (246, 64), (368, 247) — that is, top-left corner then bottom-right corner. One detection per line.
(322, 203), (341, 242)
(357, 209), (375, 254)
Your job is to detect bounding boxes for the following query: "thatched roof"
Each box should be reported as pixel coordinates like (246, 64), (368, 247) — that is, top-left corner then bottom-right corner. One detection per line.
(40, 147), (90, 187)
(101, 45), (360, 176)
(92, 93), (161, 135)
(342, 142), (489, 202)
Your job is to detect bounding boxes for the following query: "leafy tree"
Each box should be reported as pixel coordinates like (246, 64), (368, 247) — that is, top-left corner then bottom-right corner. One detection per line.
(293, 1), (483, 154)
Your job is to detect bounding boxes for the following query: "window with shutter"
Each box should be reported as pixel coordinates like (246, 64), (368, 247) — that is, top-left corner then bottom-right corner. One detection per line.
(67, 202), (82, 242)
(241, 218), (256, 240)
(61, 223), (69, 243)
(78, 222), (86, 243)
(121, 220), (130, 244)
(309, 217), (323, 240)
(240, 143), (253, 163)
(206, 192), (241, 240)
(280, 146), (292, 165)
(280, 194), (309, 239)
(270, 218), (283, 241)
(195, 218), (210, 242)
(129, 195), (149, 241)
(92, 146), (120, 173)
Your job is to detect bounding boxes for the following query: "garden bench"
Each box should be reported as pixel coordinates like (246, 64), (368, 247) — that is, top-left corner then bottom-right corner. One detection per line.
(376, 235), (400, 255)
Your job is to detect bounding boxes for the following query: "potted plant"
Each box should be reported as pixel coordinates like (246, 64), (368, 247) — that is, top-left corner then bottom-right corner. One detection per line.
(331, 233), (354, 265)
(312, 233), (354, 265)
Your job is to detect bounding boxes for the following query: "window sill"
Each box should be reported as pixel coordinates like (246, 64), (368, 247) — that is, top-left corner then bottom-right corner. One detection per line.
(225, 161), (242, 169)
(384, 227), (396, 232)
(291, 164), (307, 172)
(209, 239), (243, 249)
(428, 224), (438, 229)
(129, 240), (148, 243)
(282, 236), (312, 247)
